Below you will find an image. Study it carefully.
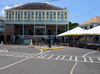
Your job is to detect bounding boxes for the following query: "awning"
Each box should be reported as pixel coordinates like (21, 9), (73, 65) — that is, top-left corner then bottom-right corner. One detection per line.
(57, 27), (86, 36)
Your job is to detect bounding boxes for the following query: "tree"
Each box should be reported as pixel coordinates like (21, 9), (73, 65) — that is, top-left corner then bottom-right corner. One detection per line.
(69, 21), (79, 30)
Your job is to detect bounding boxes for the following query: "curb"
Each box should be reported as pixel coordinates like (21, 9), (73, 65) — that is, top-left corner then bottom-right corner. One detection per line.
(29, 46), (69, 50)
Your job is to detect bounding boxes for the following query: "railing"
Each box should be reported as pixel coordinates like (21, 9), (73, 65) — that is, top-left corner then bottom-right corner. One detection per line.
(13, 35), (57, 44)
(17, 35), (56, 39)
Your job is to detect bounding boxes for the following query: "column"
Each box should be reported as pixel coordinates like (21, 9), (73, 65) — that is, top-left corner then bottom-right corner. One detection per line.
(65, 24), (66, 31)
(34, 20), (35, 38)
(67, 22), (69, 31)
(45, 12), (46, 38)
(45, 20), (46, 38)
(22, 20), (24, 39)
(56, 20), (57, 35)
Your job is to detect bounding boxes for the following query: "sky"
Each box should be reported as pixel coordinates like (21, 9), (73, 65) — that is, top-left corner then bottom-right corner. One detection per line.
(0, 0), (100, 24)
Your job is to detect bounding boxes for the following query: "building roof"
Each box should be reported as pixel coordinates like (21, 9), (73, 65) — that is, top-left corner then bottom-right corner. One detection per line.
(6, 3), (66, 11)
(0, 16), (4, 20)
(80, 16), (100, 26)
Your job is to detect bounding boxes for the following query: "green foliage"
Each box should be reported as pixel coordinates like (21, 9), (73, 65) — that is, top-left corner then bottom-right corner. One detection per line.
(69, 21), (79, 30)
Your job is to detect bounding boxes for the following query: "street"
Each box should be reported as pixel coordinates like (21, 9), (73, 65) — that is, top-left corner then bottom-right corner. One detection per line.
(0, 45), (100, 74)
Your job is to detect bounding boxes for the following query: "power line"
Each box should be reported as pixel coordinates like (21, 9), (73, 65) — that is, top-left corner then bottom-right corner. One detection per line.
(70, 7), (99, 20)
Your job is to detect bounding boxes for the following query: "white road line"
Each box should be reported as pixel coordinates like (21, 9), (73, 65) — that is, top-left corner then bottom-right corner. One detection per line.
(56, 55), (61, 60)
(19, 56), (23, 57)
(8, 52), (13, 53)
(36, 54), (44, 58)
(6, 55), (10, 56)
(89, 57), (93, 62)
(61, 56), (65, 60)
(15, 55), (22, 57)
(75, 56), (77, 61)
(82, 51), (96, 57)
(47, 55), (53, 59)
(70, 61), (78, 74)
(40, 54), (47, 58)
(83, 57), (87, 62)
(0, 53), (42, 70)
(69, 56), (72, 60)
(8, 55), (13, 56)
(97, 57), (100, 61)
(35, 48), (43, 54)
(11, 53), (20, 56)
(25, 54), (34, 57)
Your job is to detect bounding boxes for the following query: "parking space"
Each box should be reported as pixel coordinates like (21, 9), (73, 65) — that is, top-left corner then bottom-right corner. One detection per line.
(73, 62), (100, 74)
(85, 51), (100, 57)
(43, 47), (95, 56)
(0, 45), (100, 74)
(33, 53), (100, 63)
(0, 56), (23, 69)
(0, 58), (76, 74)
(0, 45), (42, 53)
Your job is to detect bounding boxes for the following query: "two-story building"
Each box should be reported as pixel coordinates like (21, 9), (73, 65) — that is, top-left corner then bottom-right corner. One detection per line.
(5, 3), (69, 44)
(0, 17), (5, 43)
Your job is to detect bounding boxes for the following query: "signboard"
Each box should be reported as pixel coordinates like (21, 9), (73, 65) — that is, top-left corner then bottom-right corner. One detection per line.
(35, 26), (45, 28)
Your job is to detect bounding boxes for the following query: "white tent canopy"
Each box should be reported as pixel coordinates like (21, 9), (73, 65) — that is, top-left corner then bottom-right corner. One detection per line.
(57, 27), (86, 36)
(79, 25), (100, 35)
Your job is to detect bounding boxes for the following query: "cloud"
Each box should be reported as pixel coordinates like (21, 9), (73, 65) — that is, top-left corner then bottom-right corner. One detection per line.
(41, 0), (61, 3)
(42, 2), (49, 4)
(1, 5), (11, 15)
(44, 0), (60, 2)
(0, 4), (21, 15)
(14, 4), (21, 7)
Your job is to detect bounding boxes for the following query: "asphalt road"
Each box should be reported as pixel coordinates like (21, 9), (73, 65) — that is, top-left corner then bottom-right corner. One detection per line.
(0, 45), (100, 74)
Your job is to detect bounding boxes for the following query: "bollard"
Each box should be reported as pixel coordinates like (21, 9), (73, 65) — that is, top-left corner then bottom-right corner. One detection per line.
(29, 39), (34, 47)
(0, 41), (3, 45)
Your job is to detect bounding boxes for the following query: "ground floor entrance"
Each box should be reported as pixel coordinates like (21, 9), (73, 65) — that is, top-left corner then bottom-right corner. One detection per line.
(5, 23), (68, 44)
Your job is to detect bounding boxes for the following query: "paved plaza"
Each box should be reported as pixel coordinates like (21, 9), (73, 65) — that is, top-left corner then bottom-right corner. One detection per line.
(0, 45), (100, 74)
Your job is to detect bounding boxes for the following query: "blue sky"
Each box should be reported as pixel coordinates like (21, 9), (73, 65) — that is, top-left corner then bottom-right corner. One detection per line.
(0, 0), (100, 24)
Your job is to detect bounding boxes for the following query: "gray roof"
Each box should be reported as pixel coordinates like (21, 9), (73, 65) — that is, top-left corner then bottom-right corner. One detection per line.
(0, 16), (4, 20)
(6, 3), (66, 11)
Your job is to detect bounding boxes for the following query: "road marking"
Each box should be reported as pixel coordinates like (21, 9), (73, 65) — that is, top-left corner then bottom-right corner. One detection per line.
(82, 51), (96, 57)
(89, 57), (93, 62)
(83, 57), (87, 62)
(75, 56), (77, 61)
(56, 55), (61, 60)
(97, 57), (100, 61)
(70, 61), (78, 74)
(25, 54), (35, 57)
(69, 56), (72, 60)
(35, 48), (43, 54)
(61, 56), (65, 60)
(36, 54), (44, 58)
(40, 54), (47, 58)
(0, 53), (42, 70)
(11, 53), (20, 56)
(47, 55), (53, 59)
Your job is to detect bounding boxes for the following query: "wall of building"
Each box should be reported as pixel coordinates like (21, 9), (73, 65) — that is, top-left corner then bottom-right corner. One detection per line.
(5, 11), (68, 20)
(5, 9), (69, 44)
